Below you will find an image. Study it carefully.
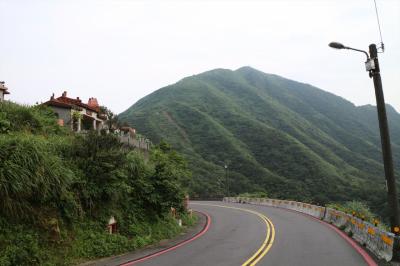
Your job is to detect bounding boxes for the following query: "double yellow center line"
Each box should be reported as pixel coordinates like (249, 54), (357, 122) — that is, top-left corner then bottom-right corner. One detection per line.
(192, 203), (275, 266)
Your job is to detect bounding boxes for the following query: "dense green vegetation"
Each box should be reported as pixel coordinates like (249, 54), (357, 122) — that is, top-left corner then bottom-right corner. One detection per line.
(0, 102), (193, 265)
(327, 201), (378, 224)
(326, 201), (389, 230)
(119, 66), (400, 220)
(238, 192), (268, 198)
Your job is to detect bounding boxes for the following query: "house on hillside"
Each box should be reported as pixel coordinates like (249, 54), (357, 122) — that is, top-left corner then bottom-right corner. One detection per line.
(0, 81), (10, 102)
(43, 91), (106, 132)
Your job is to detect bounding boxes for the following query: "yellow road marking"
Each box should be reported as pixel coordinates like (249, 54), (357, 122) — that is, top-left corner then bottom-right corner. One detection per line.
(250, 216), (275, 266)
(191, 203), (275, 265)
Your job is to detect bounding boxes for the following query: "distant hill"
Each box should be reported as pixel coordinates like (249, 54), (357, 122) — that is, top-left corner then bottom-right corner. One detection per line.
(119, 66), (400, 215)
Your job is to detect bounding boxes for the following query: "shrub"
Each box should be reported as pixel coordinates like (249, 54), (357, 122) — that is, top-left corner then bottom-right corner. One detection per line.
(0, 220), (45, 266)
(327, 201), (377, 222)
(238, 191), (268, 198)
(69, 132), (129, 217)
(72, 229), (135, 259)
(149, 142), (191, 215)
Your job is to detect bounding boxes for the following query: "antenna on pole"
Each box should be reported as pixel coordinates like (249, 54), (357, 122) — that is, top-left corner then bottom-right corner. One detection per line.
(373, 0), (384, 52)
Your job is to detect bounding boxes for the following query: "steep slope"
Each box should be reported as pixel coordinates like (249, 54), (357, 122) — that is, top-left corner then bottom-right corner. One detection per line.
(119, 67), (400, 213)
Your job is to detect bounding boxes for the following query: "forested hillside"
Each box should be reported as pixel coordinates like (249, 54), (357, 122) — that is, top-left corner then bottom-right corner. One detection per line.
(119, 66), (400, 218)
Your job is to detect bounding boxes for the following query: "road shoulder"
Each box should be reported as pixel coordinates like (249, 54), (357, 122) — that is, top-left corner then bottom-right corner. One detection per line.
(80, 211), (207, 266)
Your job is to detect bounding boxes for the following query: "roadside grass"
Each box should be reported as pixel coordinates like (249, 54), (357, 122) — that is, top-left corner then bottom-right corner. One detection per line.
(0, 213), (197, 266)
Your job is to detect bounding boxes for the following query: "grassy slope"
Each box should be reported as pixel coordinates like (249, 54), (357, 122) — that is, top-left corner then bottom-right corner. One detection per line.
(0, 102), (194, 265)
(119, 67), (400, 215)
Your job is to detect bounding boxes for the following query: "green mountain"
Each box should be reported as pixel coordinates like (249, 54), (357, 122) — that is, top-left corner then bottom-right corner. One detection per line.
(119, 66), (400, 214)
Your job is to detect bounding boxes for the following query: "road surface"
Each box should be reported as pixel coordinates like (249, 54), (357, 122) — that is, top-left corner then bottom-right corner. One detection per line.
(121, 201), (374, 266)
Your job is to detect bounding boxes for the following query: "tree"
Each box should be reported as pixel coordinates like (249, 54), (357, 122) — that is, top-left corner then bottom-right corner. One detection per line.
(149, 142), (191, 214)
(71, 132), (127, 216)
(99, 106), (118, 132)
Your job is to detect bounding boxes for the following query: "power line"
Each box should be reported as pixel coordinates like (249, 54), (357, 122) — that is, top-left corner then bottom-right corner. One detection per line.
(373, 0), (384, 52)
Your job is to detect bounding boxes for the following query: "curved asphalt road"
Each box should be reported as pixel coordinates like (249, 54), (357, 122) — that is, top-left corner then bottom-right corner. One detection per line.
(131, 201), (371, 266)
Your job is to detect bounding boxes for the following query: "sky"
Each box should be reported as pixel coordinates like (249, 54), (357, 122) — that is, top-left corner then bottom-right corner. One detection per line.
(0, 0), (399, 114)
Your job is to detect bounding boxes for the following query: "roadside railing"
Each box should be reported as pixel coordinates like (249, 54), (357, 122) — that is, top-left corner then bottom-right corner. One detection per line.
(223, 197), (396, 262)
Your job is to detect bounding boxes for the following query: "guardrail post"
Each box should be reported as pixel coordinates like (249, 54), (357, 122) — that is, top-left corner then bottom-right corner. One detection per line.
(323, 206), (328, 220)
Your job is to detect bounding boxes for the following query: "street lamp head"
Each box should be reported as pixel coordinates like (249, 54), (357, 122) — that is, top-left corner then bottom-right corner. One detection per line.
(329, 41), (370, 61)
(329, 42), (346, 49)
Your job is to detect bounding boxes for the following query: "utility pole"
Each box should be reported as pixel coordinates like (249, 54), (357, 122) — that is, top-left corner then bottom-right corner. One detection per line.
(369, 44), (400, 234)
(329, 41), (400, 260)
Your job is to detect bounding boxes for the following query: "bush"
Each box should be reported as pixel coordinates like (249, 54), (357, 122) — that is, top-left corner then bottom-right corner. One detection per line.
(69, 132), (133, 218)
(71, 215), (186, 260)
(327, 201), (377, 223)
(238, 191), (268, 198)
(0, 220), (45, 266)
(149, 142), (191, 215)
(72, 228), (135, 259)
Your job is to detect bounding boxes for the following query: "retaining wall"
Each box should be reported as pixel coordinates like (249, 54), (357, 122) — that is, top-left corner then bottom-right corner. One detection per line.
(118, 135), (150, 150)
(223, 197), (396, 262)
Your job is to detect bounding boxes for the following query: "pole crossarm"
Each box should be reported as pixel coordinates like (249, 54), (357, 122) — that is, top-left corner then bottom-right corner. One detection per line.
(344, 46), (370, 60)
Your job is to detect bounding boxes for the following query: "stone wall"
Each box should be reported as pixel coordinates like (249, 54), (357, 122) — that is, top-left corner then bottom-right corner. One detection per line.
(51, 106), (73, 128)
(118, 134), (151, 151)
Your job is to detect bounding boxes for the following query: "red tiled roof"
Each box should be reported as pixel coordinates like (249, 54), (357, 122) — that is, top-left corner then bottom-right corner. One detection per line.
(43, 99), (77, 109)
(55, 96), (99, 112)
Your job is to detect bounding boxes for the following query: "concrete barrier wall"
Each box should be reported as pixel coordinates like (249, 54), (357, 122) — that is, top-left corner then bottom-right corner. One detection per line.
(119, 135), (150, 150)
(323, 207), (395, 262)
(223, 197), (395, 262)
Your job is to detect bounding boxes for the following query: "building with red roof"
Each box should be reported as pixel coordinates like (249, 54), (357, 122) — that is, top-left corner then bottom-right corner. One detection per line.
(44, 91), (106, 132)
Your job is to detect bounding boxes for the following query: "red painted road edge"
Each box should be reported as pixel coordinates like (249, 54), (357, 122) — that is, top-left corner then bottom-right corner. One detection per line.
(120, 211), (211, 266)
(271, 206), (378, 266)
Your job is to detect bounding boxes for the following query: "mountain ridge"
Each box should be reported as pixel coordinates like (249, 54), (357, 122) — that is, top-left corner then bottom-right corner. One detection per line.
(119, 66), (400, 216)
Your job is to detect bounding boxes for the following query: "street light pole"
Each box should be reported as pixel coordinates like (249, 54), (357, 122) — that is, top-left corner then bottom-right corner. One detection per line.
(329, 42), (400, 236)
(225, 164), (229, 197)
(368, 44), (400, 235)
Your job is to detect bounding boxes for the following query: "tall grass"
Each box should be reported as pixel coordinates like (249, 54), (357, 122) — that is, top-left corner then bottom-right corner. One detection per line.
(0, 101), (65, 135)
(0, 134), (75, 221)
